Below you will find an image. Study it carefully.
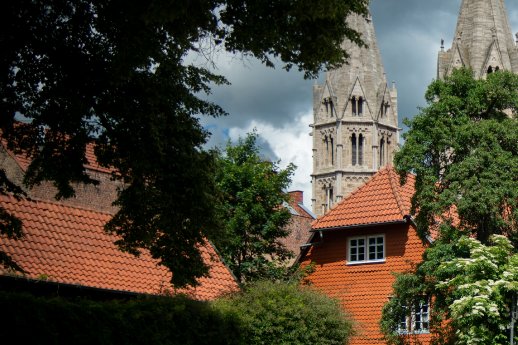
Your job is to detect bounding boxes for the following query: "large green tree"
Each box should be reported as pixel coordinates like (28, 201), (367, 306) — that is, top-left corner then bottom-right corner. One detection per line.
(0, 0), (369, 287)
(381, 69), (518, 344)
(213, 132), (295, 283)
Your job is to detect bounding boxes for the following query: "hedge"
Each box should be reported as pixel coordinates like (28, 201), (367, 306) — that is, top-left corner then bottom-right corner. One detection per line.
(0, 291), (241, 345)
(1, 282), (354, 345)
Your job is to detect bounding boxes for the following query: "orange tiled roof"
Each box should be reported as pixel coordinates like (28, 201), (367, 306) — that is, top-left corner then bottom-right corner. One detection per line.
(0, 195), (238, 300)
(312, 166), (415, 230)
(3, 139), (112, 174)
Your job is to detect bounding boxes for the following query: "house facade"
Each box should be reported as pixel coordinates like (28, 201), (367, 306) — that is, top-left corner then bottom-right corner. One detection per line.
(300, 167), (430, 345)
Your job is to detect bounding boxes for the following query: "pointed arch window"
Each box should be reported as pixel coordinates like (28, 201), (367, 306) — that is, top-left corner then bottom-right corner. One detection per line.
(331, 137), (335, 165)
(358, 134), (364, 166)
(351, 96), (357, 116)
(351, 134), (357, 166)
(324, 135), (329, 165)
(322, 99), (328, 114)
(380, 101), (389, 118)
(358, 97), (363, 116)
(379, 138), (385, 167)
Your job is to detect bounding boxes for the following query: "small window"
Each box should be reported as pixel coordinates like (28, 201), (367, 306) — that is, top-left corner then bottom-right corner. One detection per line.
(351, 97), (357, 116)
(358, 97), (363, 115)
(398, 299), (430, 335)
(348, 235), (385, 264)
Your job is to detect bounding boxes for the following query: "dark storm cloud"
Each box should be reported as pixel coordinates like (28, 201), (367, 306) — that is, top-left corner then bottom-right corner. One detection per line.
(373, 0), (518, 126)
(199, 0), (518, 202)
(202, 0), (518, 144)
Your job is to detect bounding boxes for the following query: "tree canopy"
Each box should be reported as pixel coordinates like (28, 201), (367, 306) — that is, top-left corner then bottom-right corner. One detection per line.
(0, 0), (369, 287)
(213, 132), (295, 284)
(381, 69), (518, 344)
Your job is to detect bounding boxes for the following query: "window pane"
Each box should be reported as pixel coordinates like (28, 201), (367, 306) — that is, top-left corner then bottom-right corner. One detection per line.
(369, 237), (376, 245)
(358, 239), (364, 246)
(350, 246), (357, 262)
(358, 245), (365, 261)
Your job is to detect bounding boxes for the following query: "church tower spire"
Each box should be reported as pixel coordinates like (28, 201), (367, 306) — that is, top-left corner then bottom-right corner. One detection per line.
(311, 11), (399, 216)
(438, 0), (518, 79)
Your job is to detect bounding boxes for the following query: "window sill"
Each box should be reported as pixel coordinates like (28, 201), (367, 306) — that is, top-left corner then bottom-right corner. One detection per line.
(346, 259), (386, 266)
(397, 330), (430, 335)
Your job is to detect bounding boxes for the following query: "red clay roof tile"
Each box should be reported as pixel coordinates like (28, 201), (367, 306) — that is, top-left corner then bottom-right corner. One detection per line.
(0, 195), (238, 300)
(312, 166), (415, 230)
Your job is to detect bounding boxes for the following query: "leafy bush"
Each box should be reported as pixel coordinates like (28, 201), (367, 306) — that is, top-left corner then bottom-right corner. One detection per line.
(0, 292), (241, 345)
(214, 281), (354, 345)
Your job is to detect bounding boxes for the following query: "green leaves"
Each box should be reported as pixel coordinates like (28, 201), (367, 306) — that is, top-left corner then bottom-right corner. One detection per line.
(395, 68), (518, 243)
(435, 236), (517, 345)
(0, 0), (368, 288)
(384, 69), (518, 344)
(213, 132), (295, 283)
(214, 281), (354, 345)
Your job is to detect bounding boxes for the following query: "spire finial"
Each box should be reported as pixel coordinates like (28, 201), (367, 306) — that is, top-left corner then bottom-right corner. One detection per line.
(441, 38), (444, 51)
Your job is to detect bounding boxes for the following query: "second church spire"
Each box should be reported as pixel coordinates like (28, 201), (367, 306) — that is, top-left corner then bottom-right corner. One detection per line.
(438, 0), (518, 79)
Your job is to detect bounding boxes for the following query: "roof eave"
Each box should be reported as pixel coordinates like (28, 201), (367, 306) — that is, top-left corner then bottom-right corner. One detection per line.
(311, 219), (408, 232)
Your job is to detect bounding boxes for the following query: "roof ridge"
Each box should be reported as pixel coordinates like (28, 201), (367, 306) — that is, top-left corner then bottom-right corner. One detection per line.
(386, 165), (407, 217)
(2, 194), (115, 217)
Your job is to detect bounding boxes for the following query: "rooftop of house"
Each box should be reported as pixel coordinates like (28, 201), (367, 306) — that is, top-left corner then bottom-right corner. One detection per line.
(3, 139), (112, 175)
(0, 194), (238, 300)
(312, 166), (415, 231)
(281, 191), (315, 262)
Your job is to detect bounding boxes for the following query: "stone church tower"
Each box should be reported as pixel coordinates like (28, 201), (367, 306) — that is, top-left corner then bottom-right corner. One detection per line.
(311, 12), (399, 216)
(438, 0), (518, 79)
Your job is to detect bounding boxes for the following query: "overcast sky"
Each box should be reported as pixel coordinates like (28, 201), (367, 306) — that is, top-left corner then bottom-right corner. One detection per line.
(199, 0), (518, 207)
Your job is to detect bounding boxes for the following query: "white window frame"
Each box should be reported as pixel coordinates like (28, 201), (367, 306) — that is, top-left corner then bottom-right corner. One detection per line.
(397, 299), (430, 335)
(347, 234), (385, 265)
